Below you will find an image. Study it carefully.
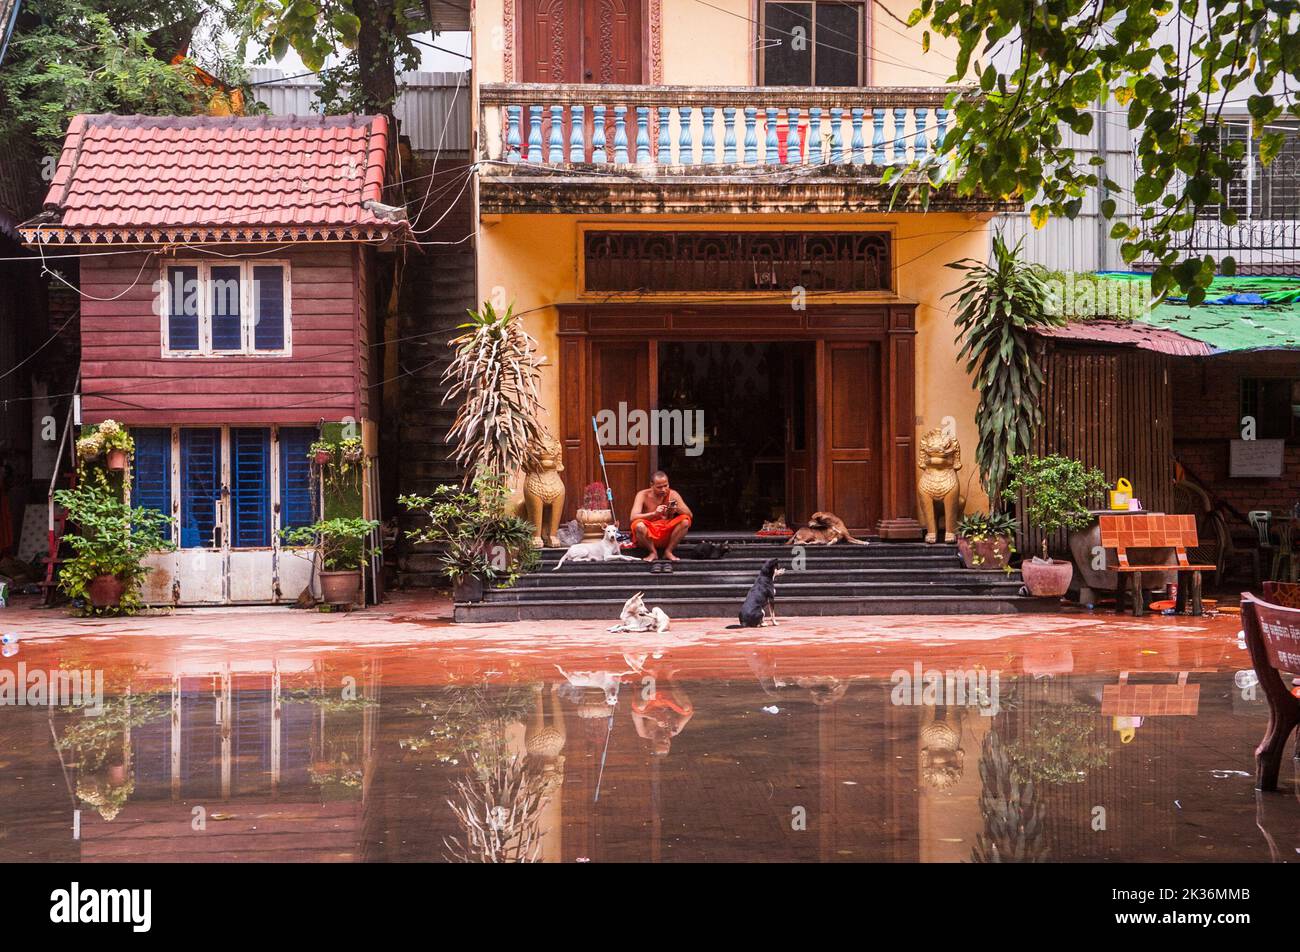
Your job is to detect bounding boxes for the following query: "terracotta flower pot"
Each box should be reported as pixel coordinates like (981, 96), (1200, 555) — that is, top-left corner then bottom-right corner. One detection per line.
(956, 535), (1012, 570)
(105, 448), (128, 471)
(319, 569), (361, 606)
(87, 573), (126, 608)
(1019, 558), (1075, 597)
(314, 450), (332, 465)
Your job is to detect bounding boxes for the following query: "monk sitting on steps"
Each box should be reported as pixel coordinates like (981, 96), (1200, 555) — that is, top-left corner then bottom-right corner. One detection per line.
(629, 470), (693, 563)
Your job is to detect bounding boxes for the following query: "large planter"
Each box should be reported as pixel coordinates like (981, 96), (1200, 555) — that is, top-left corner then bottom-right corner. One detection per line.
(319, 569), (362, 606)
(453, 574), (484, 603)
(1019, 558), (1075, 597)
(87, 573), (126, 608)
(105, 449), (128, 471)
(576, 508), (614, 539)
(956, 534), (1012, 570)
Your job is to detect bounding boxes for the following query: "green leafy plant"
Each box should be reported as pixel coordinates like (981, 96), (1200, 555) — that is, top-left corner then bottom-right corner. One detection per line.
(400, 471), (540, 588)
(442, 302), (547, 481)
(281, 517), (379, 571)
(956, 512), (1018, 569)
(75, 419), (134, 462)
(948, 236), (1063, 508)
(309, 439), (336, 463)
(53, 481), (175, 616)
(1003, 454), (1109, 560)
(1003, 700), (1111, 786)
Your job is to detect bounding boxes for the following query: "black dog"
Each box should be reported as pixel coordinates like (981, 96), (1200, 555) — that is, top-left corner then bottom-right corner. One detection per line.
(688, 540), (731, 560)
(737, 557), (784, 627)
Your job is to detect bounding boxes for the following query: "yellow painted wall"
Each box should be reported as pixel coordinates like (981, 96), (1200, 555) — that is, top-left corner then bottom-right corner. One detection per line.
(477, 212), (993, 514)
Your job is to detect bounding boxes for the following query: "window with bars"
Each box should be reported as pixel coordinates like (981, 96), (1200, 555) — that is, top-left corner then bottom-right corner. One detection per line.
(162, 261), (291, 356)
(1199, 121), (1300, 222)
(761, 1), (865, 87)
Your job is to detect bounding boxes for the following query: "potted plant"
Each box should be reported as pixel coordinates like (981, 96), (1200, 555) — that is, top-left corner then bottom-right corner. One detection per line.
(955, 512), (1017, 570)
(282, 517), (379, 607)
(309, 439), (335, 466)
(53, 479), (175, 614)
(1003, 454), (1109, 597)
(97, 420), (134, 471)
(400, 470), (539, 602)
(576, 482), (614, 539)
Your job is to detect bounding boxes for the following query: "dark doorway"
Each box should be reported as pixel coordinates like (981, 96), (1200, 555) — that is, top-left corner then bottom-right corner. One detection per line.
(656, 341), (815, 530)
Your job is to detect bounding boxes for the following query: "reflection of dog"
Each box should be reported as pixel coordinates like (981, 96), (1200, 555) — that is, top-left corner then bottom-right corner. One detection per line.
(738, 558), (785, 627)
(608, 592), (671, 633)
(687, 540), (730, 560)
(554, 524), (641, 570)
(786, 511), (870, 546)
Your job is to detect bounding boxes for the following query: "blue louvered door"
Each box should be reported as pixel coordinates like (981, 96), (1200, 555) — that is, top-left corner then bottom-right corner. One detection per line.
(178, 427), (226, 603)
(227, 427), (276, 603)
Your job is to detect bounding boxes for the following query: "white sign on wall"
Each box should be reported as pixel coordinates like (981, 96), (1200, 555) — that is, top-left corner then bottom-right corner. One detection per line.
(1229, 438), (1286, 478)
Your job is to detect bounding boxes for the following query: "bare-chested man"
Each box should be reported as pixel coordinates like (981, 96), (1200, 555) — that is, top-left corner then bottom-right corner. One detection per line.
(629, 470), (693, 562)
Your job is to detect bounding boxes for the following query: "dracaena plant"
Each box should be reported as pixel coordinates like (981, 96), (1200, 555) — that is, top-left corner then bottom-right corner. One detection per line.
(442, 302), (547, 482)
(948, 235), (1064, 508)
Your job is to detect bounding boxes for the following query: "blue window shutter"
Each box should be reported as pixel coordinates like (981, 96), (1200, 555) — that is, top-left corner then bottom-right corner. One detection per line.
(252, 265), (285, 351)
(278, 427), (317, 532)
(210, 265), (243, 351)
(180, 429), (221, 548)
(167, 266), (200, 351)
(131, 428), (172, 542)
(230, 428), (271, 548)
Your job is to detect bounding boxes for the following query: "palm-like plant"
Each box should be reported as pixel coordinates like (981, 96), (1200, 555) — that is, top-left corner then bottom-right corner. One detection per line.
(442, 301), (546, 481)
(972, 728), (1049, 863)
(947, 235), (1064, 510)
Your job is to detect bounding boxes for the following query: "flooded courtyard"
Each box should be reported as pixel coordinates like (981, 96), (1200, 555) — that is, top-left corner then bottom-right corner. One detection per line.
(1, 597), (1296, 863)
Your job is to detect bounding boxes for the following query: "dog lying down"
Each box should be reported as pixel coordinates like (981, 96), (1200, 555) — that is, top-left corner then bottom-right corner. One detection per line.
(786, 511), (870, 545)
(554, 524), (642, 570)
(735, 557), (785, 628)
(687, 540), (730, 559)
(608, 592), (671, 633)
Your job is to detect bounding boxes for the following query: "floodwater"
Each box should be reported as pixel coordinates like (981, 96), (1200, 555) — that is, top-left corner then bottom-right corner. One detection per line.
(1, 601), (1297, 863)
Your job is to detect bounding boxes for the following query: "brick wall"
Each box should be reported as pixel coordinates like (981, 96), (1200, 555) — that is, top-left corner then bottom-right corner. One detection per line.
(1172, 352), (1300, 520)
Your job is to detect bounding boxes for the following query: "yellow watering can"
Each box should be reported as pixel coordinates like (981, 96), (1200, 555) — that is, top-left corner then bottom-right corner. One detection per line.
(1109, 478), (1133, 511)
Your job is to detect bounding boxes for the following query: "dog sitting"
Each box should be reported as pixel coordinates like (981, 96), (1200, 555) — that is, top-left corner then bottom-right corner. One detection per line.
(687, 540), (731, 560)
(786, 511), (870, 546)
(738, 557), (785, 627)
(553, 523), (642, 570)
(608, 592), (671, 633)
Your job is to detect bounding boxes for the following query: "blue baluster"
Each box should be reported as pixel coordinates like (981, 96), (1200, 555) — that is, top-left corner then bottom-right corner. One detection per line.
(701, 106), (716, 164)
(658, 106), (672, 164)
(527, 105), (542, 162)
(548, 104), (564, 164)
(851, 108), (865, 166)
(764, 107), (778, 164)
(723, 107), (737, 163)
(570, 104), (585, 162)
(505, 105), (521, 163)
(829, 108), (844, 164)
(893, 107), (907, 164)
(743, 107), (757, 165)
(871, 108), (885, 165)
(914, 107), (928, 157)
(635, 107), (651, 163)
(934, 107), (948, 153)
(809, 107), (823, 165)
(678, 106), (693, 165)
(785, 107), (800, 164)
(614, 106), (629, 164)
(592, 105), (607, 163)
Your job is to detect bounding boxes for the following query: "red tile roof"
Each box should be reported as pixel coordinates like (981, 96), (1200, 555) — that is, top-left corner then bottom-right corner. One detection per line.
(1033, 318), (1213, 357)
(19, 114), (405, 244)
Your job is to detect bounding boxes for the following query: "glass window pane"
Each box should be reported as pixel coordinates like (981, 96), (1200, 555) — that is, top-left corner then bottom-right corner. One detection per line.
(210, 265), (243, 351)
(167, 266), (200, 351)
(764, 3), (813, 86)
(815, 3), (860, 86)
(252, 265), (285, 351)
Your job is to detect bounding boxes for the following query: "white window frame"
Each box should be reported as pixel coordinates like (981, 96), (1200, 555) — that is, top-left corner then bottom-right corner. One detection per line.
(160, 260), (293, 357)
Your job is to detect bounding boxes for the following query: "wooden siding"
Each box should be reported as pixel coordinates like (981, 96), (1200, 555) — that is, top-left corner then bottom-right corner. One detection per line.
(79, 245), (368, 425)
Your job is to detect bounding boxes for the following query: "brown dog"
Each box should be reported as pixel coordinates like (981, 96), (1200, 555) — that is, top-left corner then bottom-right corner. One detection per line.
(786, 511), (870, 546)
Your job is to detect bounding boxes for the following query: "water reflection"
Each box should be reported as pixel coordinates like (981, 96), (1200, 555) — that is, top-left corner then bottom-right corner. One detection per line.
(2, 639), (1299, 863)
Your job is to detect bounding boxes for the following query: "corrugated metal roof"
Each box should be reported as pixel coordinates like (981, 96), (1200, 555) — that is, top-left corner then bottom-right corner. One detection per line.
(1035, 319), (1213, 356)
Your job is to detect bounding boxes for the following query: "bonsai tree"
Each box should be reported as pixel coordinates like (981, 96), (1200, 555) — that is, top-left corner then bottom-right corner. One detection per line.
(54, 480), (175, 615)
(947, 236), (1064, 509)
(1002, 454), (1109, 561)
(281, 518), (379, 571)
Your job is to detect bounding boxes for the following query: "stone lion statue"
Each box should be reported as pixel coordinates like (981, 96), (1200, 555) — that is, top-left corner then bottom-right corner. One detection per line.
(524, 433), (566, 547)
(919, 713), (965, 790)
(917, 425), (964, 544)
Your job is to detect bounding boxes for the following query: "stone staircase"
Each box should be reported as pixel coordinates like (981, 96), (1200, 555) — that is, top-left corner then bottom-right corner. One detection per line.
(454, 536), (1053, 622)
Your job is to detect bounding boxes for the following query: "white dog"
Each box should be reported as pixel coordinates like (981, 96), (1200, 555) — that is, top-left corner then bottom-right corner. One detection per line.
(608, 592), (671, 633)
(553, 523), (641, 570)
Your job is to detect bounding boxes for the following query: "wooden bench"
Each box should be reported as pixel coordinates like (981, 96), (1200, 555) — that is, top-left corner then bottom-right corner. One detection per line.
(1098, 514), (1216, 616)
(1241, 590), (1300, 790)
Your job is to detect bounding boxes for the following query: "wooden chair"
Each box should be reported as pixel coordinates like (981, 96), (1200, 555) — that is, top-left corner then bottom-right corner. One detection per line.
(1098, 514), (1216, 616)
(1240, 591), (1300, 790)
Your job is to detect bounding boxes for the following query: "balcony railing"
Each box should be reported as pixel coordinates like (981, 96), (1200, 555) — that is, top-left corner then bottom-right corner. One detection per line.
(479, 83), (961, 171)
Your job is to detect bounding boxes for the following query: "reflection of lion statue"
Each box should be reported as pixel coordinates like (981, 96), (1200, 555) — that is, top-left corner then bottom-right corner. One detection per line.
(524, 435), (566, 547)
(917, 425), (964, 544)
(919, 715), (965, 790)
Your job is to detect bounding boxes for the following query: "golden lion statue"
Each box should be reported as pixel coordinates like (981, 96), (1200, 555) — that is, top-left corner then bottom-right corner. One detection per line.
(917, 425), (964, 544)
(524, 434), (566, 548)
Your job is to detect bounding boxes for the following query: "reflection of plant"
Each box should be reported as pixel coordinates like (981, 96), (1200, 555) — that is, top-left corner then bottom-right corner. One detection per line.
(279, 687), (376, 714)
(972, 729), (1048, 863)
(1003, 700), (1109, 785)
(1004, 454), (1110, 559)
(56, 692), (168, 772)
(401, 680), (534, 776)
(444, 754), (549, 863)
(75, 776), (135, 821)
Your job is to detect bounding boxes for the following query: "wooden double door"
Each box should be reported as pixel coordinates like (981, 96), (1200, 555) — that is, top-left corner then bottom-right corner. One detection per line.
(519, 0), (644, 84)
